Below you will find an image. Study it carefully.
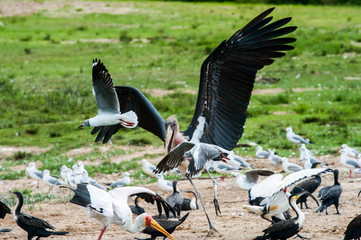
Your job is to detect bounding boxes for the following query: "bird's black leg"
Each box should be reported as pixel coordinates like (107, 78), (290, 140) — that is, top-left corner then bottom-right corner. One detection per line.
(260, 212), (273, 223)
(335, 205), (340, 214)
(205, 169), (221, 215)
(304, 201), (310, 209)
(186, 176), (219, 233)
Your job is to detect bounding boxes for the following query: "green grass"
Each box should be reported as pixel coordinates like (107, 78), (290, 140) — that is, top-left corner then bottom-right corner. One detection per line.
(0, 1), (360, 182)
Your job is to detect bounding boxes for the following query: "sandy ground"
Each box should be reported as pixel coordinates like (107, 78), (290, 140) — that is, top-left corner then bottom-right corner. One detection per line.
(0, 147), (360, 240)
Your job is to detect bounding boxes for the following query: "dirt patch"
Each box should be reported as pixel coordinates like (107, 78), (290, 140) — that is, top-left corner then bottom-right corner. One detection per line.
(144, 88), (197, 97)
(0, 0), (136, 17)
(252, 87), (318, 95)
(0, 145), (50, 160)
(0, 150), (359, 240)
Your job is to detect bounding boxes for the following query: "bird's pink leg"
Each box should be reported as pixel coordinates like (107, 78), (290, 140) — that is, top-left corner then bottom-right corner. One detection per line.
(350, 169), (352, 178)
(98, 227), (107, 240)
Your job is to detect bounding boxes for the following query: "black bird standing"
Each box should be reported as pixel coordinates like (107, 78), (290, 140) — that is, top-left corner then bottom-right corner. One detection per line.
(166, 181), (183, 217)
(253, 193), (306, 240)
(10, 191), (68, 240)
(316, 169), (342, 215)
(140, 213), (189, 240)
(344, 214), (361, 240)
(181, 191), (199, 211)
(130, 196), (145, 215)
(290, 175), (321, 209)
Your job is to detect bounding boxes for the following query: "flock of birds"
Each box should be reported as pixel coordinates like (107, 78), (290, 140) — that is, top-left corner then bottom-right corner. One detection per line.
(1, 7), (361, 240)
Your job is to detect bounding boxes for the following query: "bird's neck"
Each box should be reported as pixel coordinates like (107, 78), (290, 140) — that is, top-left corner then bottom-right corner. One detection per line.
(290, 197), (305, 227)
(124, 215), (144, 233)
(13, 194), (23, 219)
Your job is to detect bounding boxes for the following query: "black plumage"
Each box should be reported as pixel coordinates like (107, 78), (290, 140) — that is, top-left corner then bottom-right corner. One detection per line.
(290, 175), (321, 209)
(253, 193), (304, 240)
(130, 196), (145, 215)
(90, 7), (296, 152)
(181, 191), (199, 211)
(0, 200), (11, 219)
(344, 214), (361, 240)
(140, 213), (189, 240)
(10, 191), (68, 240)
(316, 169), (342, 215)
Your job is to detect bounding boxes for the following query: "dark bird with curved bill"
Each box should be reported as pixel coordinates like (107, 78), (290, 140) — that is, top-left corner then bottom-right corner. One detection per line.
(139, 212), (190, 240)
(344, 214), (361, 240)
(89, 7), (297, 232)
(79, 59), (138, 130)
(316, 169), (342, 215)
(10, 191), (68, 240)
(130, 197), (145, 215)
(181, 191), (199, 211)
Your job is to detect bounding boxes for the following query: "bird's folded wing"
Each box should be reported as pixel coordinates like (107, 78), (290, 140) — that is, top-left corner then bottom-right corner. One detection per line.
(20, 214), (56, 230)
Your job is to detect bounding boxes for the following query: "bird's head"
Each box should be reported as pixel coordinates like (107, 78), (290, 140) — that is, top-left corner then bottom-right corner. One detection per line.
(143, 214), (175, 240)
(285, 127), (292, 132)
(78, 119), (90, 128)
(9, 191), (22, 199)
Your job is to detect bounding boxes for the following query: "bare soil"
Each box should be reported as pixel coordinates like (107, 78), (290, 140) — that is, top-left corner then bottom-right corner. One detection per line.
(0, 147), (360, 240)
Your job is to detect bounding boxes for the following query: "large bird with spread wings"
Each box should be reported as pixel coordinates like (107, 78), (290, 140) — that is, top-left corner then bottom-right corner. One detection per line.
(88, 7), (296, 151)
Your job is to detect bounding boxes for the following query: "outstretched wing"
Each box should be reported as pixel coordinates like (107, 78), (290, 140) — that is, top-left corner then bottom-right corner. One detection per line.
(92, 59), (120, 115)
(182, 8), (296, 151)
(0, 201), (11, 219)
(92, 86), (166, 143)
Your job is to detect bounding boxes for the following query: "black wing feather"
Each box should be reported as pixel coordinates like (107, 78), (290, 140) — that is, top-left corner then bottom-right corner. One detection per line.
(183, 8), (296, 150)
(18, 213), (55, 230)
(0, 201), (11, 219)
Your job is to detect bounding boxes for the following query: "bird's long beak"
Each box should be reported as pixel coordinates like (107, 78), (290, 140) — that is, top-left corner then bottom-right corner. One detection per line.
(149, 218), (176, 240)
(8, 190), (14, 194)
(78, 124), (84, 128)
(165, 125), (175, 153)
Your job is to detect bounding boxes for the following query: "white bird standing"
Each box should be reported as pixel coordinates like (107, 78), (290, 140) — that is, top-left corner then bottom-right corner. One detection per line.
(42, 170), (64, 192)
(25, 163), (43, 188)
(78, 59), (138, 129)
(286, 127), (312, 149)
(156, 174), (173, 193)
(81, 170), (107, 190)
(63, 184), (176, 240)
(341, 144), (360, 158)
(339, 149), (361, 178)
(142, 159), (157, 177)
(109, 172), (131, 188)
(226, 151), (251, 168)
(232, 169), (274, 191)
(281, 157), (303, 174)
(268, 150), (282, 168)
(255, 146), (271, 159)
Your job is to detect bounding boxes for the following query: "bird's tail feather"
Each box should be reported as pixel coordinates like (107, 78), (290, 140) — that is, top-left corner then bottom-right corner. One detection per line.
(119, 111), (138, 128)
(243, 205), (263, 215)
(51, 231), (69, 235)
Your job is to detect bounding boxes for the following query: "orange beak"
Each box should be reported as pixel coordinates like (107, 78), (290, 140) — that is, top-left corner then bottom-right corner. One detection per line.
(148, 218), (175, 240)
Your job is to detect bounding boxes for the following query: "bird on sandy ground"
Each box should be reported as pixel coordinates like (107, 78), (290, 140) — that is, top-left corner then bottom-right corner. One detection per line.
(130, 197), (145, 215)
(232, 169), (274, 191)
(140, 212), (190, 240)
(301, 156), (322, 170)
(226, 151), (251, 169)
(281, 157), (303, 174)
(342, 144), (360, 158)
(316, 169), (342, 215)
(80, 170), (107, 190)
(286, 127), (312, 150)
(166, 181), (183, 217)
(78, 59), (138, 129)
(63, 184), (176, 240)
(252, 192), (307, 240)
(339, 149), (361, 178)
(10, 191), (68, 240)
(299, 144), (320, 163)
(109, 172), (131, 188)
(245, 168), (330, 221)
(25, 163), (43, 188)
(290, 175), (321, 209)
(89, 8), (297, 233)
(155, 174), (173, 193)
(181, 191), (199, 211)
(268, 150), (282, 169)
(213, 161), (243, 179)
(256, 146), (271, 159)
(142, 159), (157, 178)
(343, 214), (361, 240)
(42, 170), (64, 192)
